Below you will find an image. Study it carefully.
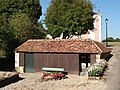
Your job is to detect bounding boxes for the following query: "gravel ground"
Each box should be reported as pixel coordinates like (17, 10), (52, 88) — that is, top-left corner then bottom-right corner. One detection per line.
(0, 73), (106, 90)
(0, 45), (120, 90)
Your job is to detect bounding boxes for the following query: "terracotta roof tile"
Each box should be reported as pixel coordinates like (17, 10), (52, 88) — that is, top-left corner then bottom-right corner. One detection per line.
(15, 39), (110, 54)
(94, 41), (110, 53)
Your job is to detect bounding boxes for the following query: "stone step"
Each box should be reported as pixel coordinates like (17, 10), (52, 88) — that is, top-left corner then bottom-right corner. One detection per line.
(80, 71), (88, 77)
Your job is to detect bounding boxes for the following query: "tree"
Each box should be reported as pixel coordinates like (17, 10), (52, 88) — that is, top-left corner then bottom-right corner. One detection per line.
(107, 37), (114, 42)
(0, 0), (43, 45)
(45, 0), (94, 38)
(0, 0), (42, 23)
(36, 22), (47, 38)
(115, 38), (120, 42)
(0, 16), (7, 57)
(102, 37), (120, 42)
(0, 0), (43, 60)
(9, 12), (33, 42)
(0, 0), (43, 44)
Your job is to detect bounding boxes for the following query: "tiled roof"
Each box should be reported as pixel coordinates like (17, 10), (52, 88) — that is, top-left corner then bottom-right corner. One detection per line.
(15, 39), (110, 54)
(93, 41), (110, 53)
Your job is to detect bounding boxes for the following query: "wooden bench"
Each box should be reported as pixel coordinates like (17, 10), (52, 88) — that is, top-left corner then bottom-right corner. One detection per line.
(42, 67), (64, 72)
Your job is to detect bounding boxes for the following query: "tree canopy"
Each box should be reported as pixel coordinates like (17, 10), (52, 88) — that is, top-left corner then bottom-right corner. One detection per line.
(45, 0), (94, 38)
(9, 12), (34, 42)
(0, 0), (44, 58)
(0, 0), (42, 23)
(103, 37), (120, 42)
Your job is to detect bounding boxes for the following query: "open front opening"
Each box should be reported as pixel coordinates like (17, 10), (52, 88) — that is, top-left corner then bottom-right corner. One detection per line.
(80, 54), (90, 71)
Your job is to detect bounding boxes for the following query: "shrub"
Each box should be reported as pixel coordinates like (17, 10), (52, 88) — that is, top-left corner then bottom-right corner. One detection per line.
(88, 65), (103, 77)
(96, 60), (108, 69)
(88, 60), (108, 77)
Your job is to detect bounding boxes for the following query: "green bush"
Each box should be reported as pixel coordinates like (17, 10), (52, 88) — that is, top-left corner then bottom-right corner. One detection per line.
(88, 65), (104, 77)
(88, 60), (108, 77)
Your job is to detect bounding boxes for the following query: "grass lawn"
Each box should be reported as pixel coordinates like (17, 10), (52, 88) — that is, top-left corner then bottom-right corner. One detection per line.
(102, 42), (120, 46)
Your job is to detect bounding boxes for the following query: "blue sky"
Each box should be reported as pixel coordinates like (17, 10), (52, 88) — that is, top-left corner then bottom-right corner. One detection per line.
(40, 0), (120, 39)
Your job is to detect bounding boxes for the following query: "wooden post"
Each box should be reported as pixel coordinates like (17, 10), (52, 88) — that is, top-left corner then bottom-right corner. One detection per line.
(79, 54), (82, 76)
(86, 54), (88, 68)
(90, 54), (96, 64)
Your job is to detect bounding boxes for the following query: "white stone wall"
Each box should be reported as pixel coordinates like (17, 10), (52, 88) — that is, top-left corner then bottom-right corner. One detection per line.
(96, 54), (101, 62)
(93, 13), (102, 42)
(15, 52), (19, 68)
(88, 30), (95, 40)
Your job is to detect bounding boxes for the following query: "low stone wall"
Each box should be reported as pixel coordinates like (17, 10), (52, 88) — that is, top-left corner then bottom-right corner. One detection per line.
(15, 66), (24, 73)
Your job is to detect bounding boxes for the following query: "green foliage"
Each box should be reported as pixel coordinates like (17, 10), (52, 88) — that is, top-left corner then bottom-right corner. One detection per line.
(0, 0), (43, 59)
(45, 0), (94, 38)
(88, 66), (103, 77)
(36, 22), (47, 38)
(9, 12), (46, 42)
(103, 37), (120, 42)
(0, 16), (9, 57)
(115, 38), (120, 42)
(9, 12), (33, 42)
(88, 60), (108, 77)
(0, 0), (42, 23)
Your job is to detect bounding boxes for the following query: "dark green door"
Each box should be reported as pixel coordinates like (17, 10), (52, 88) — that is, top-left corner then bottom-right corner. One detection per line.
(25, 53), (34, 73)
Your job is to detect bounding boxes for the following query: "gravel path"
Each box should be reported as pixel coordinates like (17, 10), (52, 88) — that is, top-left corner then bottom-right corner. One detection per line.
(104, 45), (120, 90)
(0, 45), (120, 90)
